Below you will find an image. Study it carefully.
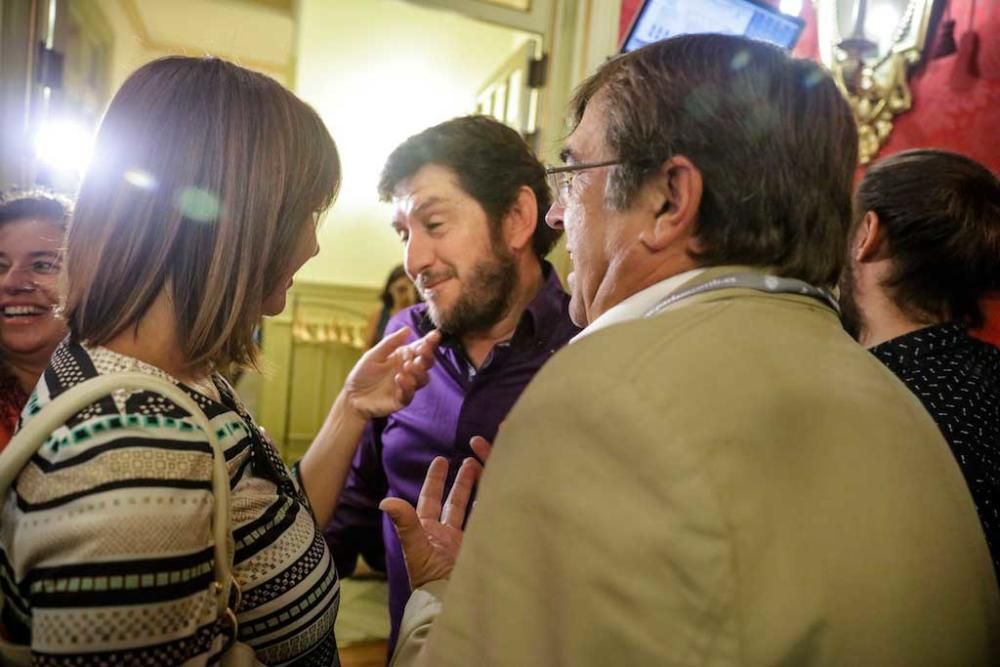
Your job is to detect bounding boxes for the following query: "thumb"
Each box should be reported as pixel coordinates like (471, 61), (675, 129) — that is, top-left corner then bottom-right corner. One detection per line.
(370, 326), (412, 361)
(380, 497), (424, 548)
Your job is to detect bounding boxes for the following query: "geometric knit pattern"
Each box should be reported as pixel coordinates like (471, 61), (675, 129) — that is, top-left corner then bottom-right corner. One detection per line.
(0, 342), (340, 666)
(871, 322), (1000, 582)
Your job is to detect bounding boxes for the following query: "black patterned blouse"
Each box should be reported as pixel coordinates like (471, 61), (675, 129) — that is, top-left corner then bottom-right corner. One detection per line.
(871, 322), (1000, 581)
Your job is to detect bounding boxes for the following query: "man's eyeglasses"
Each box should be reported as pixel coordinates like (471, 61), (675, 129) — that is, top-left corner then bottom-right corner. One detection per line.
(545, 160), (622, 207)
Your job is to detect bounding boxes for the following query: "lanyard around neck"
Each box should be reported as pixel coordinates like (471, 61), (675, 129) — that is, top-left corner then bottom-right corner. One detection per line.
(644, 272), (840, 319)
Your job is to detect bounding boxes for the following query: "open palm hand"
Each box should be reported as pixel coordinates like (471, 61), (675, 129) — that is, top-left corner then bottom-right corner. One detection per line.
(380, 455), (484, 589)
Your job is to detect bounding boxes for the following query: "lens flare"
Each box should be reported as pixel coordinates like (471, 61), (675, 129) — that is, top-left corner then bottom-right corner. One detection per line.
(175, 187), (221, 223)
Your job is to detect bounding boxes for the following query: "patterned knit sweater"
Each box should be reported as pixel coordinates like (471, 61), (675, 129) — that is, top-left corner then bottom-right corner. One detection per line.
(0, 342), (340, 666)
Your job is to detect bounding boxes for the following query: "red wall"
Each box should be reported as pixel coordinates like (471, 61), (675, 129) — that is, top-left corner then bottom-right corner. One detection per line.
(618, 0), (1000, 344)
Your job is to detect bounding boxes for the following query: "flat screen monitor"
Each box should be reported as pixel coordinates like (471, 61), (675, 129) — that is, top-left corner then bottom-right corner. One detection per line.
(621, 0), (805, 53)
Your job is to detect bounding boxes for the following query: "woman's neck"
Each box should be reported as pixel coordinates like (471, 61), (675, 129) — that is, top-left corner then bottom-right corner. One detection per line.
(5, 354), (48, 395)
(102, 290), (207, 385)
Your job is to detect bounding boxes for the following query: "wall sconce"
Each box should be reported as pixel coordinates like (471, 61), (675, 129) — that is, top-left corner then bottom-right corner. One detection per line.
(816, 0), (939, 163)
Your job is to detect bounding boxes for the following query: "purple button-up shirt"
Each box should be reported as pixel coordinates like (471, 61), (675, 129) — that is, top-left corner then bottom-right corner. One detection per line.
(324, 262), (579, 650)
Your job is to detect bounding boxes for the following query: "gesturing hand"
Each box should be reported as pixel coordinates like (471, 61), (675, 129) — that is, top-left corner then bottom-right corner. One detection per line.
(380, 456), (484, 589)
(343, 327), (441, 419)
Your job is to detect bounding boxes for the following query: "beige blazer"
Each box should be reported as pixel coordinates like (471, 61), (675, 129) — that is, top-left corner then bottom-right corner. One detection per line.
(394, 267), (1000, 666)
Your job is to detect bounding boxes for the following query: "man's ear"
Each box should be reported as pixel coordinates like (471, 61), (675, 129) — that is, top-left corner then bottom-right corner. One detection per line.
(502, 185), (539, 252)
(854, 211), (886, 263)
(640, 155), (702, 252)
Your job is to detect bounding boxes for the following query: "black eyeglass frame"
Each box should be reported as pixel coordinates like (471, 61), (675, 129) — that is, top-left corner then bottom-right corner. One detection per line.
(544, 159), (623, 176)
(545, 159), (624, 206)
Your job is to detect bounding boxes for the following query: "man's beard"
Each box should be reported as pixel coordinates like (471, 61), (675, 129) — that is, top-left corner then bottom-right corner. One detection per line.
(426, 246), (518, 337)
(838, 260), (864, 341)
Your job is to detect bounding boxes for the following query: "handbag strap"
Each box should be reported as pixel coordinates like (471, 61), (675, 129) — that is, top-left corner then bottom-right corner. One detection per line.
(0, 372), (234, 615)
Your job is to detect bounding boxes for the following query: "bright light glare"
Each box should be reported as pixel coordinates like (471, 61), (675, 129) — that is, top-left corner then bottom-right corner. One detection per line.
(124, 169), (157, 190)
(865, 2), (901, 41)
(34, 118), (94, 174)
(323, 58), (471, 216)
(779, 0), (803, 16)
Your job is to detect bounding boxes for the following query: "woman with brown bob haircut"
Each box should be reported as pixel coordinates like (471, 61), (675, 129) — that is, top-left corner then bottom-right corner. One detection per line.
(0, 57), (439, 665)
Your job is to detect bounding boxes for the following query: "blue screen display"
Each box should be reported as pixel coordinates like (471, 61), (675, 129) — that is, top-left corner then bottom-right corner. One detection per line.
(622, 0), (805, 52)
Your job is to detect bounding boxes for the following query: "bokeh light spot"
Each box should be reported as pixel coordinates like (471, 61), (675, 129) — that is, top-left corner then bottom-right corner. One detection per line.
(730, 50), (752, 71)
(175, 187), (220, 223)
(803, 68), (826, 89)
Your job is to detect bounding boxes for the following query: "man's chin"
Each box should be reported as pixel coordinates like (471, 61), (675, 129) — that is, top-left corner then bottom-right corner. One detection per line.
(425, 302), (449, 331)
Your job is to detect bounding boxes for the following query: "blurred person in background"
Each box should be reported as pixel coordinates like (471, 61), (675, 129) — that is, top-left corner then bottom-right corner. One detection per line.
(0, 191), (71, 449)
(367, 264), (419, 349)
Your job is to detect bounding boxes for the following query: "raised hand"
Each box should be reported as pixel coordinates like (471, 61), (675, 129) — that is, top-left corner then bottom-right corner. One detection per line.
(343, 327), (441, 419)
(380, 456), (483, 589)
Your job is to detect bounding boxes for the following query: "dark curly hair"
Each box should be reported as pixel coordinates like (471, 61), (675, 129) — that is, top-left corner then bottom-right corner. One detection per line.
(378, 115), (558, 260)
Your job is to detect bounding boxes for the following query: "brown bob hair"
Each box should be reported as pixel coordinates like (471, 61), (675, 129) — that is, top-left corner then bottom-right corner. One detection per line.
(65, 57), (340, 371)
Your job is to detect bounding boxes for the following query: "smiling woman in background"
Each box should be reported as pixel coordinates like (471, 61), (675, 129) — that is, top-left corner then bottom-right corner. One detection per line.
(0, 192), (70, 449)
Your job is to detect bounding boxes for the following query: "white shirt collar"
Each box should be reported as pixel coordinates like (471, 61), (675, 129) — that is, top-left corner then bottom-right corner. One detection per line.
(571, 268), (706, 343)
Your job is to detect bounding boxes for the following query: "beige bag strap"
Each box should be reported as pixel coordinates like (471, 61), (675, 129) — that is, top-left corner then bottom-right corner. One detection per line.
(0, 372), (235, 617)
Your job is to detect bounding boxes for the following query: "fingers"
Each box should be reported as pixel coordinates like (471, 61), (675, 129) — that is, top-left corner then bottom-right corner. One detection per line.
(415, 457), (448, 521)
(441, 457), (483, 529)
(394, 333), (437, 405)
(417, 329), (442, 357)
(469, 436), (493, 464)
(371, 326), (412, 361)
(404, 330), (440, 371)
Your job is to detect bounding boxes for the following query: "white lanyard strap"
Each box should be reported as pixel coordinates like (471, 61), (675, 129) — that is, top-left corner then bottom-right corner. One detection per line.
(644, 272), (840, 319)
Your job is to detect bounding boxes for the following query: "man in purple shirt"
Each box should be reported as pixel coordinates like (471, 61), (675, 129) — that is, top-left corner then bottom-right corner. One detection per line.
(324, 115), (579, 651)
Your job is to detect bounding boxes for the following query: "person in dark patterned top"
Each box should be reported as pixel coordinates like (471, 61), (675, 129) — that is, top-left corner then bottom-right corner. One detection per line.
(0, 57), (439, 666)
(840, 148), (1000, 582)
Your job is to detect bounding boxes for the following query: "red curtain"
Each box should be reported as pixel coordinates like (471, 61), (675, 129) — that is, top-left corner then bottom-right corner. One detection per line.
(617, 0), (1000, 344)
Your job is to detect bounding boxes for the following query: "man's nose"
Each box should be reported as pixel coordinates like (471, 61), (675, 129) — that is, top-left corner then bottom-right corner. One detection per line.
(545, 202), (565, 230)
(403, 232), (433, 280)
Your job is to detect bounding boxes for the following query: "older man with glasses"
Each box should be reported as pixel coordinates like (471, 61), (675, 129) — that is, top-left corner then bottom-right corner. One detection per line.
(382, 34), (1000, 666)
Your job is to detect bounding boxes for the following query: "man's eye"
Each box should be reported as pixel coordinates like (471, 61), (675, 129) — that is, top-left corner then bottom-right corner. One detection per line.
(33, 261), (59, 274)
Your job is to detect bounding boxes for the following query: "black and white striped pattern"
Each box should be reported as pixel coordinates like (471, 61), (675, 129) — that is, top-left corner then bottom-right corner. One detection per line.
(0, 343), (340, 666)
